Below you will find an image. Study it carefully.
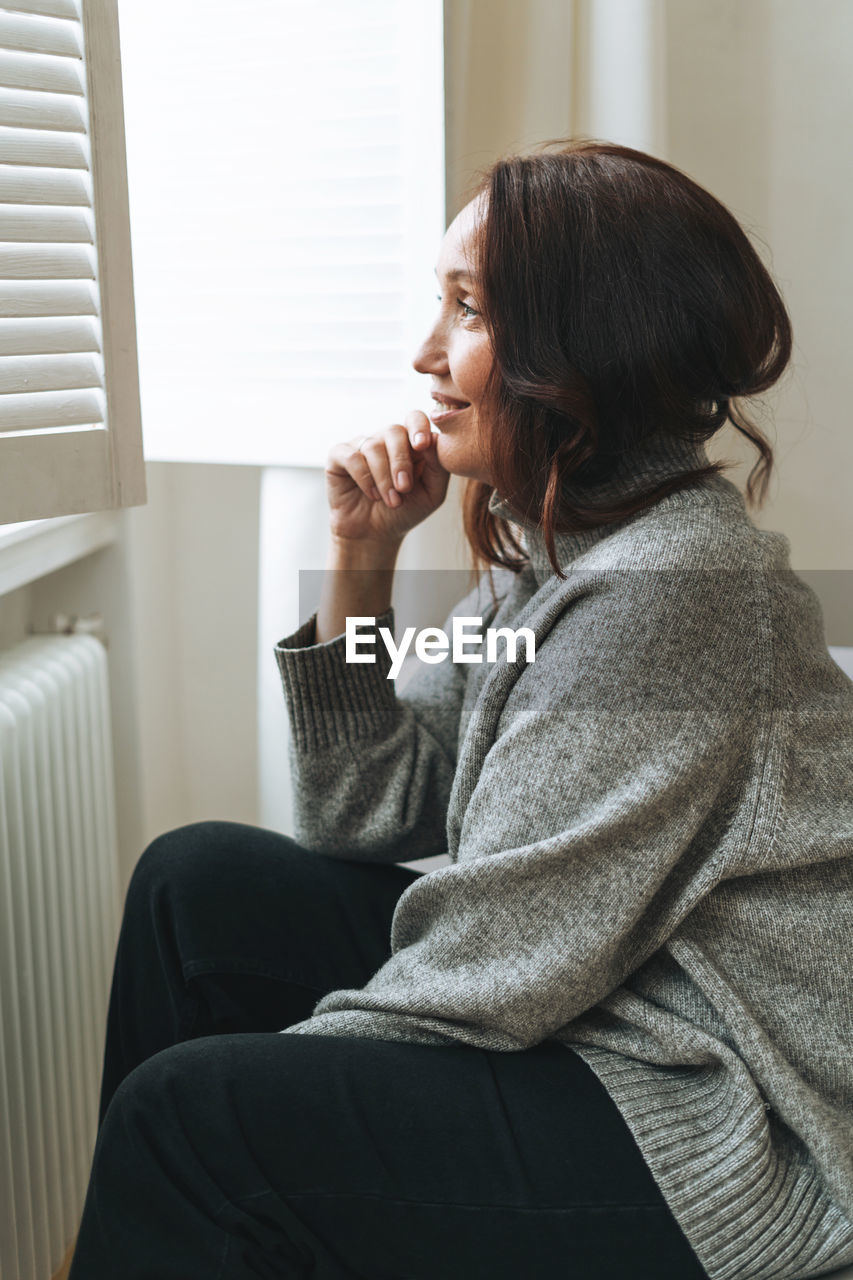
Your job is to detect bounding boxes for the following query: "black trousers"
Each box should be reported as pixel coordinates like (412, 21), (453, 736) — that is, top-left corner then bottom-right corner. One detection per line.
(68, 820), (709, 1280)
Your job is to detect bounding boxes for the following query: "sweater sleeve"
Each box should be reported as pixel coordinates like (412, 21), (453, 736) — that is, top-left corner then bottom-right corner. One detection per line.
(278, 566), (761, 1047)
(274, 577), (504, 863)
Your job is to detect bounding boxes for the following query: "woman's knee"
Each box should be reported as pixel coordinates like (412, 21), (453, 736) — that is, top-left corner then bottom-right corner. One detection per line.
(104, 1037), (186, 1117)
(102, 1035), (284, 1167)
(121, 822), (226, 923)
(95, 1039), (246, 1207)
(119, 823), (334, 955)
(126, 821), (300, 905)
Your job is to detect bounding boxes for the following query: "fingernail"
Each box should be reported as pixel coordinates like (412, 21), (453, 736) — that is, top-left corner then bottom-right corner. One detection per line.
(413, 432), (426, 446)
(396, 470), (409, 490)
(388, 490), (401, 507)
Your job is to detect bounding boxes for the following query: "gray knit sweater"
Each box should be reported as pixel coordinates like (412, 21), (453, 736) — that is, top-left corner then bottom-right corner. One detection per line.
(273, 432), (853, 1280)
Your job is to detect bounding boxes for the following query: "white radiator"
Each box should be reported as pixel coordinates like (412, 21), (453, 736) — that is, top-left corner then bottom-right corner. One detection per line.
(0, 634), (121, 1280)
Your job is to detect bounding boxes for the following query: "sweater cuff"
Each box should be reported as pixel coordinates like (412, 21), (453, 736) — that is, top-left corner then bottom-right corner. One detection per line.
(274, 605), (397, 752)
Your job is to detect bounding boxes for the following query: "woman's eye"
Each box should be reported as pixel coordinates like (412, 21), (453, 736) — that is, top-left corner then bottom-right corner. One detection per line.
(434, 294), (478, 319)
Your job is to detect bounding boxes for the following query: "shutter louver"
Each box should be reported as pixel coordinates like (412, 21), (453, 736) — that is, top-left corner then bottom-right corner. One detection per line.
(0, 0), (145, 524)
(0, 2), (103, 448)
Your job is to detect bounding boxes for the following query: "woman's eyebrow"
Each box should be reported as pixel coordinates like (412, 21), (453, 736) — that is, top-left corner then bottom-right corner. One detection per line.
(434, 267), (478, 284)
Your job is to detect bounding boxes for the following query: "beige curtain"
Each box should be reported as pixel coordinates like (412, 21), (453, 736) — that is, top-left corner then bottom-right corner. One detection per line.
(444, 0), (667, 219)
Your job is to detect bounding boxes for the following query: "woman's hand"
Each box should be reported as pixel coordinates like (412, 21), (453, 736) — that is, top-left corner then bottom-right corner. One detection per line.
(325, 410), (450, 545)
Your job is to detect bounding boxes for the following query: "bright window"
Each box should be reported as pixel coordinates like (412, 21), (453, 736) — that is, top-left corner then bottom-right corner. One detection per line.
(117, 0), (445, 466)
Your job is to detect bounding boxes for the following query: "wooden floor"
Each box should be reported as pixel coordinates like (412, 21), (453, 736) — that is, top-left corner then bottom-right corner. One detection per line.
(51, 1237), (75, 1280)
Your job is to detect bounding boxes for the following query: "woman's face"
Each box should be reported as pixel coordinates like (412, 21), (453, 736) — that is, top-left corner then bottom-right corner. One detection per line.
(412, 197), (496, 485)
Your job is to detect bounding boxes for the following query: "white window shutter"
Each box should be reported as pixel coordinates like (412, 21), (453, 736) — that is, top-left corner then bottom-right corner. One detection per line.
(0, 0), (146, 524)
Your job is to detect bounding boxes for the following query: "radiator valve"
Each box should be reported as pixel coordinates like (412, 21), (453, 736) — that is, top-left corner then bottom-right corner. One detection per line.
(29, 612), (108, 649)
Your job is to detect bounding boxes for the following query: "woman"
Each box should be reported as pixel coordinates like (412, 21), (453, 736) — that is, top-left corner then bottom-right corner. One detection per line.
(69, 141), (853, 1280)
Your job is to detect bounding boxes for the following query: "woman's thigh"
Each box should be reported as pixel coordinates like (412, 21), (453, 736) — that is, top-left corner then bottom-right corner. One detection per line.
(128, 819), (422, 986)
(74, 1030), (708, 1280)
(99, 820), (422, 1118)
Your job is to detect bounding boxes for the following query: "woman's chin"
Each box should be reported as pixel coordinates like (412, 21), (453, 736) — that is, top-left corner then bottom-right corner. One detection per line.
(434, 440), (490, 485)
(434, 438), (463, 472)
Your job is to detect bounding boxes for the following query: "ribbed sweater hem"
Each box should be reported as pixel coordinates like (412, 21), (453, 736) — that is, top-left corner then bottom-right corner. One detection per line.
(566, 1044), (853, 1280)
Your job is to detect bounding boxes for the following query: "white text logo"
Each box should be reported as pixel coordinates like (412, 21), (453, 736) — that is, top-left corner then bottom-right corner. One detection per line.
(345, 616), (536, 679)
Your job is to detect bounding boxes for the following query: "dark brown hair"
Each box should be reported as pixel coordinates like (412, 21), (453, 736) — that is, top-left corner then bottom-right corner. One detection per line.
(461, 139), (793, 582)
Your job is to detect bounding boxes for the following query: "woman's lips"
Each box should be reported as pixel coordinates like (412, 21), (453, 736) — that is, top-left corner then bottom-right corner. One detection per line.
(430, 399), (470, 425)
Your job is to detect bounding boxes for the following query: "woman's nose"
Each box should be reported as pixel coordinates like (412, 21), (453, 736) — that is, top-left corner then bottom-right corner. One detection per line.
(411, 330), (447, 375)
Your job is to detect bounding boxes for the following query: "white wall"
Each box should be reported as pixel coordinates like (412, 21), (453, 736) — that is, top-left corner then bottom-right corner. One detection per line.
(444, 0), (575, 219)
(121, 463), (262, 855)
(0, 583), (31, 650)
(666, 0), (853, 642)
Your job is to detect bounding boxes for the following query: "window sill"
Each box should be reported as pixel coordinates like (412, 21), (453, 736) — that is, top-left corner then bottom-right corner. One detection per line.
(0, 510), (120, 597)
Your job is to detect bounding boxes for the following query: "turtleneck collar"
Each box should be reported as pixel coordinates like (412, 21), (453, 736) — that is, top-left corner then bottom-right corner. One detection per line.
(486, 430), (713, 586)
